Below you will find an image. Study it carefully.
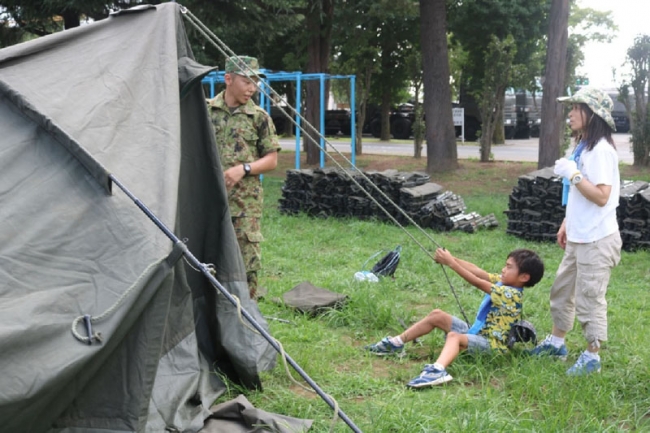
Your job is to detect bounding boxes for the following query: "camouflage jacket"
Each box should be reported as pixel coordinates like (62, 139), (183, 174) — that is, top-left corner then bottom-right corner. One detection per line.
(208, 91), (280, 218)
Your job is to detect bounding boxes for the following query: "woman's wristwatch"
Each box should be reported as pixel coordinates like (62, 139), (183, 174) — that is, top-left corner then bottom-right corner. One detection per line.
(243, 163), (252, 177)
(570, 172), (583, 185)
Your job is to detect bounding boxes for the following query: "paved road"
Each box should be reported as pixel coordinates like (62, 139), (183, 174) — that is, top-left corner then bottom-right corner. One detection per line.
(279, 133), (635, 164)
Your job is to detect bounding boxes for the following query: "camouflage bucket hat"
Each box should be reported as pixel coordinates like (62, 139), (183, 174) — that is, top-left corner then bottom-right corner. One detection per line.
(557, 87), (616, 131)
(224, 56), (265, 78)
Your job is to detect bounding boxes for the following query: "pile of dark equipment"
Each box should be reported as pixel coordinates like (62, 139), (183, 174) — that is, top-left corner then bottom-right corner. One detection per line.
(505, 167), (650, 251)
(279, 168), (498, 234)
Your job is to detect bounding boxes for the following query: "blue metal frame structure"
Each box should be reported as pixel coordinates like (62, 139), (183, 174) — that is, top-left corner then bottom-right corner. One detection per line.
(202, 70), (356, 168)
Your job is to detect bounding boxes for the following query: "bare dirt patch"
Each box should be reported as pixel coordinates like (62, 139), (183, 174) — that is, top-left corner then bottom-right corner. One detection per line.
(288, 384), (318, 399)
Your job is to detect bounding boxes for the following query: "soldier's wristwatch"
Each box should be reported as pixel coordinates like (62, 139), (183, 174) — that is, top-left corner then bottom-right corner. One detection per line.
(243, 163), (252, 177)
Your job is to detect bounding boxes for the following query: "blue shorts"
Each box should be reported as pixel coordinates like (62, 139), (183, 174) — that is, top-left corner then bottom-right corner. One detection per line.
(450, 316), (491, 353)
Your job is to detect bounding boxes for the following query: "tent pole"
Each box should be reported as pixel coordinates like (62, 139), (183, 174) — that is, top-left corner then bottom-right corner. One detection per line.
(108, 174), (363, 433)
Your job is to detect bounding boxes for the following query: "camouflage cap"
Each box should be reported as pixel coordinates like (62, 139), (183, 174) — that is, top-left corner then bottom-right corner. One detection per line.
(224, 56), (265, 78)
(557, 87), (616, 131)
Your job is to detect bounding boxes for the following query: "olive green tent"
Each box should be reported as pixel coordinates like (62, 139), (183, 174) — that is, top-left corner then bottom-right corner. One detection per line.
(0, 4), (300, 432)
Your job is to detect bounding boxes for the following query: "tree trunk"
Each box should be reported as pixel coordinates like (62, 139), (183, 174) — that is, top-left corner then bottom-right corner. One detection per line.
(479, 92), (500, 162)
(304, 0), (334, 165)
(413, 82), (423, 159)
(493, 92), (505, 144)
(380, 91), (391, 141)
(61, 10), (81, 30)
(420, 0), (458, 173)
(632, 81), (649, 166)
(355, 66), (373, 156)
(538, 0), (570, 169)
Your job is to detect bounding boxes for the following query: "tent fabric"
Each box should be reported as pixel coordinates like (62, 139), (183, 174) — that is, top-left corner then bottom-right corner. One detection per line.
(200, 394), (313, 433)
(0, 4), (282, 432)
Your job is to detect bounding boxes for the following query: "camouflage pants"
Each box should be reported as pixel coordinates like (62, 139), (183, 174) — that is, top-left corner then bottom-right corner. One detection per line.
(231, 216), (263, 298)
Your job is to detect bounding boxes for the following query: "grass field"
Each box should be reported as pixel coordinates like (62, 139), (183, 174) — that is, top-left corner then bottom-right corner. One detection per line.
(221, 152), (650, 432)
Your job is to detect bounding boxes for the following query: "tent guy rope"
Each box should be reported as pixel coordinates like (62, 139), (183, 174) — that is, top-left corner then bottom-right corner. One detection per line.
(71, 258), (165, 344)
(107, 174), (360, 433)
(181, 5), (471, 326)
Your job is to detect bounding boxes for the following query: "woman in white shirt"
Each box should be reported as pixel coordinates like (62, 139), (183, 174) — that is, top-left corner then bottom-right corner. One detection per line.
(529, 87), (621, 376)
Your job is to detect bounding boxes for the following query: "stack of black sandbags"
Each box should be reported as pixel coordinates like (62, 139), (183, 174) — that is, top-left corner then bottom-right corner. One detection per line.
(505, 168), (650, 251)
(504, 167), (563, 242)
(280, 169), (319, 215)
(279, 168), (499, 233)
(400, 182), (444, 223)
(618, 180), (650, 251)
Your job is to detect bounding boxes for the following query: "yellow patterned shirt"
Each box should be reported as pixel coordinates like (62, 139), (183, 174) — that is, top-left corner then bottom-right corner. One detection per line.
(478, 273), (523, 352)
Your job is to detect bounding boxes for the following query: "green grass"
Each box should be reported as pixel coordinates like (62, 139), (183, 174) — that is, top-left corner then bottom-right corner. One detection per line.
(223, 157), (650, 432)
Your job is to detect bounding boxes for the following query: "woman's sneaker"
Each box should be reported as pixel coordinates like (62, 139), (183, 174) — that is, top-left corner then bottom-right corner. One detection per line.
(407, 364), (453, 388)
(527, 335), (568, 361)
(566, 352), (601, 376)
(364, 337), (405, 357)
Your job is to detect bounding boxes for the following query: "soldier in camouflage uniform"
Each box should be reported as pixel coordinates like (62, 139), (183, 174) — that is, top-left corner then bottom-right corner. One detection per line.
(208, 56), (280, 299)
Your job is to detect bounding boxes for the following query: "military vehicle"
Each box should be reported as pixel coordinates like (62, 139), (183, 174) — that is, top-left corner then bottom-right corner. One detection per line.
(456, 88), (520, 141)
(269, 87), (540, 141)
(607, 90), (631, 133)
(270, 106), (353, 136)
(366, 103), (414, 140)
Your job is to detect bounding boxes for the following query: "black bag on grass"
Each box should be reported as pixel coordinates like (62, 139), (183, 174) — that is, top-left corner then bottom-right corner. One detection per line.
(370, 245), (402, 277)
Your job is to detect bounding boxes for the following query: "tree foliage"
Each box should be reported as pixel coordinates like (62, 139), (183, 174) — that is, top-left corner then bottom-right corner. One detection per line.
(365, 0), (419, 141)
(447, 0), (547, 147)
(448, 0), (547, 93)
(330, 0), (419, 152)
(621, 35), (650, 166)
(5, 0), (624, 171)
(330, 0), (382, 155)
(181, 0), (329, 164)
(565, 4), (617, 91)
(406, 49), (424, 158)
(181, 0), (302, 68)
(0, 0), (155, 40)
(475, 35), (517, 162)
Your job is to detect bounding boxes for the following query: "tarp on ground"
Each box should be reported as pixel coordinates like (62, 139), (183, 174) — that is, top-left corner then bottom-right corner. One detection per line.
(0, 4), (281, 432)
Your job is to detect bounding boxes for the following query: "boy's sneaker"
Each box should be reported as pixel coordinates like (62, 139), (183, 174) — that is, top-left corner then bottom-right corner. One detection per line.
(407, 364), (453, 388)
(566, 352), (601, 376)
(364, 337), (405, 357)
(527, 335), (568, 361)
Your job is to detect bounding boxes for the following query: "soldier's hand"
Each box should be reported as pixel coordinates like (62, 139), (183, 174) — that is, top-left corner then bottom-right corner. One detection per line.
(224, 166), (245, 190)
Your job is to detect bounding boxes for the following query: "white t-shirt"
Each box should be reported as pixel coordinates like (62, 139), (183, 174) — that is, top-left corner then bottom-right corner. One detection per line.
(565, 138), (620, 243)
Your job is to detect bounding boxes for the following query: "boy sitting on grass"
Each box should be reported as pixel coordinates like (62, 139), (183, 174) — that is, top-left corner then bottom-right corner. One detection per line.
(365, 247), (544, 388)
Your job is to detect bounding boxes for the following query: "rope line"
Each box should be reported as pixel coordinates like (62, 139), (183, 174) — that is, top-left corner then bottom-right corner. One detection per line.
(181, 7), (470, 324)
(108, 173), (361, 433)
(227, 291), (341, 431)
(71, 258), (165, 344)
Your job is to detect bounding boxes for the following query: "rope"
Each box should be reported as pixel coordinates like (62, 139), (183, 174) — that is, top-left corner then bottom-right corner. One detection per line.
(180, 7), (471, 325)
(108, 173), (361, 432)
(71, 258), (165, 344)
(194, 272), (343, 432)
